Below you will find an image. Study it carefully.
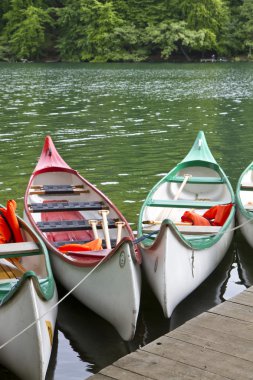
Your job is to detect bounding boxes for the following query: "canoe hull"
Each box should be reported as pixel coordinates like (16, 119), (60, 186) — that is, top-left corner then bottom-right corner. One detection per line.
(138, 131), (235, 317)
(140, 221), (234, 317)
(236, 163), (253, 248)
(0, 277), (57, 380)
(24, 135), (141, 341)
(50, 241), (141, 341)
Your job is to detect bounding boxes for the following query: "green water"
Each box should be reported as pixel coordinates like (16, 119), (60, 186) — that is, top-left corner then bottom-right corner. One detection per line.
(0, 62), (253, 379)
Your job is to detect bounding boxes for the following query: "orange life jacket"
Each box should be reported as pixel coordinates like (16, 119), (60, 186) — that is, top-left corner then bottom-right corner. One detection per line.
(203, 203), (233, 226)
(0, 200), (23, 244)
(58, 238), (103, 253)
(181, 211), (211, 226)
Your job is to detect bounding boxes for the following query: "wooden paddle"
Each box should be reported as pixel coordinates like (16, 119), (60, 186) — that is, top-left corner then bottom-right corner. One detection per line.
(155, 173), (192, 222)
(115, 221), (125, 244)
(98, 210), (111, 249)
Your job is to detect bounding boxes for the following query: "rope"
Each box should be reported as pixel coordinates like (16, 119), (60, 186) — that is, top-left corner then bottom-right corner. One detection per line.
(1, 215), (253, 351)
(0, 253), (108, 351)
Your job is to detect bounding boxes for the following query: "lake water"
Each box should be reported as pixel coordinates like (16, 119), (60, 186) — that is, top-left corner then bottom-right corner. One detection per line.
(0, 62), (253, 379)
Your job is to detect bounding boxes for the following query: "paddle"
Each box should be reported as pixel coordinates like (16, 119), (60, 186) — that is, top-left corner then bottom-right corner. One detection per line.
(155, 173), (192, 222)
(115, 221), (125, 244)
(98, 210), (111, 249)
(88, 219), (99, 239)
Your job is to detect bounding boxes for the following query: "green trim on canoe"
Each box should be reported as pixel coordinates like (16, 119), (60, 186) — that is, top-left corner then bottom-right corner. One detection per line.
(0, 204), (56, 303)
(236, 161), (253, 219)
(0, 272), (55, 305)
(181, 131), (218, 167)
(138, 131), (235, 251)
(167, 176), (224, 184)
(146, 199), (221, 209)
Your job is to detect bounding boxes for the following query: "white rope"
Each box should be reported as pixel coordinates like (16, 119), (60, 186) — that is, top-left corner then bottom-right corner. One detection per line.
(1, 215), (253, 351)
(0, 253), (108, 351)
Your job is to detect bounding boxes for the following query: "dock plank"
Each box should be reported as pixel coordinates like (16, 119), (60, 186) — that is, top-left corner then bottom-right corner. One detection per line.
(168, 323), (253, 362)
(112, 350), (227, 380)
(186, 312), (253, 340)
(89, 286), (253, 380)
(142, 335), (253, 380)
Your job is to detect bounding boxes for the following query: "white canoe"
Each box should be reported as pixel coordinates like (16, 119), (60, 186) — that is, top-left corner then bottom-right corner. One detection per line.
(24, 136), (141, 341)
(138, 131), (235, 317)
(0, 204), (57, 380)
(236, 161), (253, 247)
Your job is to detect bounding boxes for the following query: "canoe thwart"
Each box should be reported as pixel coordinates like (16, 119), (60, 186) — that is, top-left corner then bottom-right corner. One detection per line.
(240, 184), (253, 191)
(176, 225), (221, 235)
(146, 199), (221, 209)
(53, 239), (117, 249)
(167, 176), (224, 184)
(29, 201), (109, 212)
(0, 241), (41, 258)
(29, 184), (90, 195)
(37, 219), (117, 232)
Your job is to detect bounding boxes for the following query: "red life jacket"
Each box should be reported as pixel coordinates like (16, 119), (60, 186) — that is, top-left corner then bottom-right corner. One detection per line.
(181, 211), (211, 226)
(203, 203), (233, 226)
(0, 200), (23, 244)
(58, 238), (103, 253)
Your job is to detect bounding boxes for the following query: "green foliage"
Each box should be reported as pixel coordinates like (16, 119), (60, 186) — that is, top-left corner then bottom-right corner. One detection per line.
(0, 0), (252, 61)
(3, 0), (54, 60)
(238, 0), (253, 56)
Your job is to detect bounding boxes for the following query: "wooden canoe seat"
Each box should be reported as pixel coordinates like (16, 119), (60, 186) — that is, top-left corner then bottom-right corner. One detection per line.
(147, 199), (221, 209)
(29, 201), (108, 213)
(143, 225), (221, 237)
(53, 239), (117, 249)
(241, 184), (253, 191)
(0, 242), (41, 258)
(37, 219), (116, 232)
(29, 184), (90, 195)
(176, 225), (221, 235)
(167, 176), (224, 185)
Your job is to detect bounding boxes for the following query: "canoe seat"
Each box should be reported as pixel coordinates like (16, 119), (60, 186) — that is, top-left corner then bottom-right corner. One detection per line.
(37, 219), (116, 232)
(29, 184), (90, 195)
(0, 242), (41, 258)
(29, 201), (108, 213)
(53, 239), (117, 249)
(241, 184), (253, 191)
(176, 225), (221, 235)
(167, 176), (224, 184)
(147, 199), (221, 209)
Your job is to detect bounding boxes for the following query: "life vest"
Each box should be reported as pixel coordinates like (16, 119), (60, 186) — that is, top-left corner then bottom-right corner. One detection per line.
(181, 211), (211, 226)
(58, 238), (103, 253)
(203, 203), (233, 226)
(0, 200), (23, 244)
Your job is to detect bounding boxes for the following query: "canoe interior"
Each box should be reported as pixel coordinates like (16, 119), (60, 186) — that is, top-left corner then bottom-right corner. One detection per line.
(141, 165), (234, 243)
(0, 221), (49, 298)
(28, 171), (132, 259)
(238, 168), (253, 212)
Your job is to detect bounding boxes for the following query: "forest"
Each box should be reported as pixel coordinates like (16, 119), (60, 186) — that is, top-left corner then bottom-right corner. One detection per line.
(0, 0), (252, 63)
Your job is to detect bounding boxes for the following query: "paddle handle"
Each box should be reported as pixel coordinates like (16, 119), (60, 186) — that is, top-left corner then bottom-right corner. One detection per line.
(98, 210), (111, 249)
(89, 220), (99, 239)
(115, 221), (125, 244)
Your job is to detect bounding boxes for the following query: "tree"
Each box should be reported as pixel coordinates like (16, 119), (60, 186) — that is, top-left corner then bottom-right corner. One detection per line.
(238, 0), (253, 56)
(3, 0), (54, 60)
(57, 0), (147, 62)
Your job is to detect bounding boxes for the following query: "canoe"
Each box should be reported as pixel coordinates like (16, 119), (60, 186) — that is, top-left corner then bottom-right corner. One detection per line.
(236, 161), (253, 247)
(24, 136), (141, 341)
(0, 201), (57, 380)
(138, 131), (235, 318)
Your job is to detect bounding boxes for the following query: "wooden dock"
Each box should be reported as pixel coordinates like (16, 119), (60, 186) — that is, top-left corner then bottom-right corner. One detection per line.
(89, 286), (253, 379)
